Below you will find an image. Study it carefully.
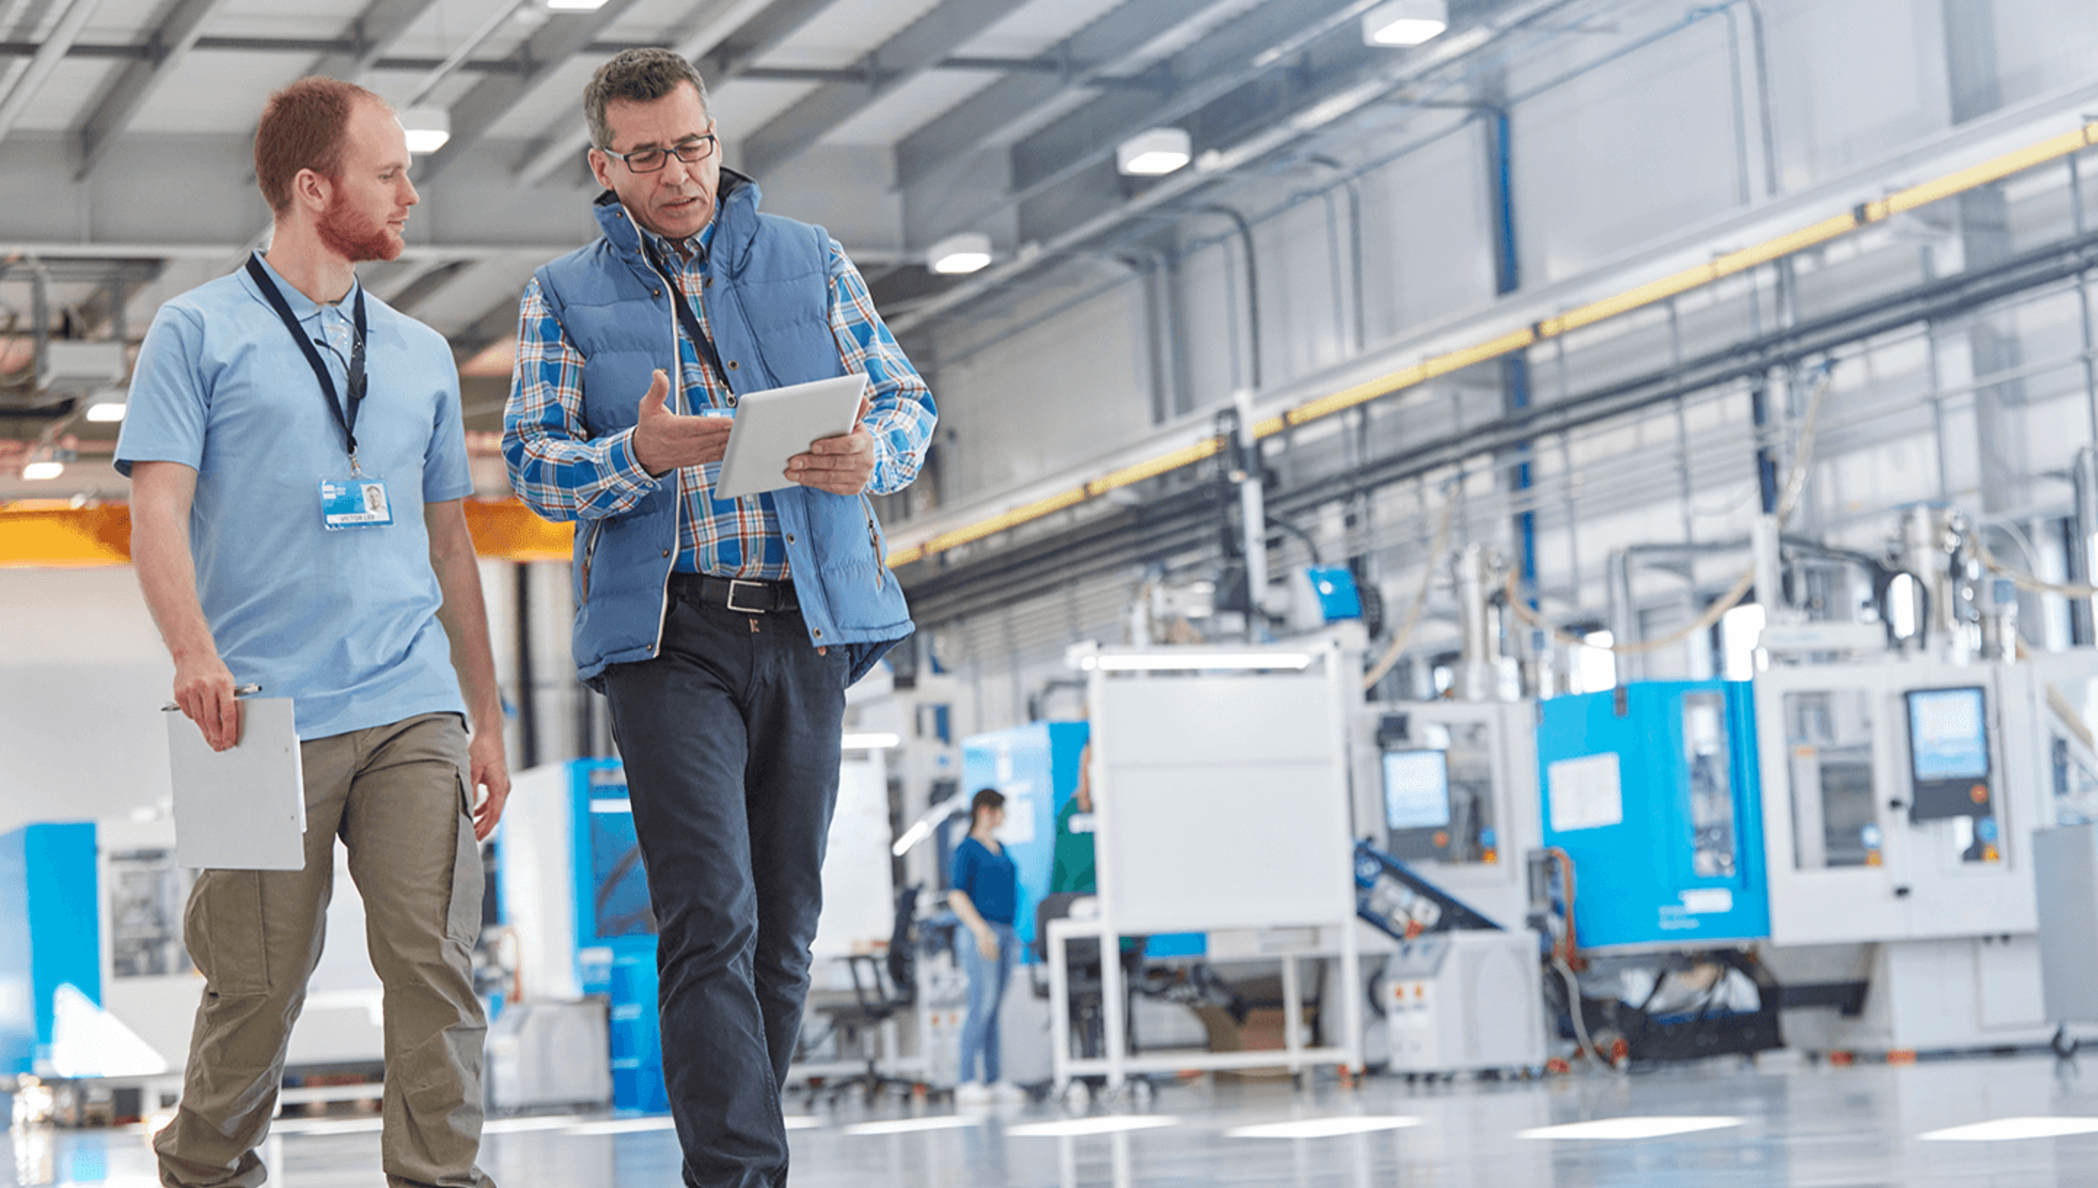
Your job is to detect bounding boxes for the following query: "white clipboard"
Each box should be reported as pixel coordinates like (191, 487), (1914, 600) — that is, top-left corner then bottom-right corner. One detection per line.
(713, 373), (869, 500)
(165, 697), (307, 870)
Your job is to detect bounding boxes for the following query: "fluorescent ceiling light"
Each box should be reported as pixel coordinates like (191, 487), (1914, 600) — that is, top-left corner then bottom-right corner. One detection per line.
(1362, 0), (1449, 46)
(1116, 127), (1192, 176)
(1921, 1117), (2098, 1142)
(1519, 1117), (1742, 1141)
(843, 1117), (982, 1136)
(928, 232), (992, 275)
(1079, 651), (1314, 672)
(399, 107), (451, 154)
(83, 391), (126, 422)
(842, 732), (901, 750)
(544, 0), (608, 9)
(1008, 1116), (1180, 1138)
(1227, 1116), (1423, 1139)
(22, 461), (64, 481)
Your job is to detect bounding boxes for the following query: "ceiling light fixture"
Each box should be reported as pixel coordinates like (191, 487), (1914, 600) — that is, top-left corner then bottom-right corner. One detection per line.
(927, 231), (993, 275)
(544, 0), (609, 11)
(22, 460), (64, 481)
(1116, 127), (1193, 176)
(82, 390), (127, 423)
(399, 107), (451, 154)
(1362, 0), (1449, 47)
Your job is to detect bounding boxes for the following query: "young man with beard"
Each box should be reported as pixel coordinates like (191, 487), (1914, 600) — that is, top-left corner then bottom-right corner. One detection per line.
(504, 48), (933, 1187)
(117, 77), (508, 1188)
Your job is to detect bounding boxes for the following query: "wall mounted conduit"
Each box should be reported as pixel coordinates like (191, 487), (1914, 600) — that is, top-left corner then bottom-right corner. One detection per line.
(882, 117), (2098, 571)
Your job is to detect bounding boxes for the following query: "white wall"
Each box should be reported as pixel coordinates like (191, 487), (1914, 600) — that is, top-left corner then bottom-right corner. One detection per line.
(905, 0), (2098, 732)
(0, 559), (583, 837)
(0, 569), (174, 836)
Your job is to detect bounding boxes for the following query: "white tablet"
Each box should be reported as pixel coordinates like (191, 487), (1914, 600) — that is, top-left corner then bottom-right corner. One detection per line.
(713, 373), (870, 500)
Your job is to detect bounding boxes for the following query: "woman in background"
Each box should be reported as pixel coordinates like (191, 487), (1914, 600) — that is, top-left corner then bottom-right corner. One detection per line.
(949, 787), (1025, 1104)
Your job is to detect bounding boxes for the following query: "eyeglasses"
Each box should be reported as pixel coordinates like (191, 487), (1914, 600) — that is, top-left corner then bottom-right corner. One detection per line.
(600, 133), (718, 175)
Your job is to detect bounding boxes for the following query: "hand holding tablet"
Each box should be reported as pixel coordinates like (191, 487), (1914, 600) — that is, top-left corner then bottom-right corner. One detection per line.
(714, 372), (872, 498)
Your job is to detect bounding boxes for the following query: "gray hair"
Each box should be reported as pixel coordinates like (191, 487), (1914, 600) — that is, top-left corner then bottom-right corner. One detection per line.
(585, 48), (710, 149)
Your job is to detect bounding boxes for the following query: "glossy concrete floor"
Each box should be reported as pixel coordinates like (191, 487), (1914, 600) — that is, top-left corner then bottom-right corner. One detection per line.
(15, 1053), (2098, 1187)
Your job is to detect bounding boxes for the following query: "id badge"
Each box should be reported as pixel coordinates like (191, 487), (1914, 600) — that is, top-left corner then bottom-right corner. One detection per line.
(319, 477), (393, 530)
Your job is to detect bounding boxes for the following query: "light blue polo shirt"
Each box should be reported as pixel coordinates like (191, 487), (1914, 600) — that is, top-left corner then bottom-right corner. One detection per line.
(116, 254), (473, 741)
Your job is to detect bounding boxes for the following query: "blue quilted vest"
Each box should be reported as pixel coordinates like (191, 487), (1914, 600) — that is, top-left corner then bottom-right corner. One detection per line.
(532, 173), (913, 686)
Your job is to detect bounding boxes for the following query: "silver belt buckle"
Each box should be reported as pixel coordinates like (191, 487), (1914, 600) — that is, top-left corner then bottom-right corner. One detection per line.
(725, 579), (770, 613)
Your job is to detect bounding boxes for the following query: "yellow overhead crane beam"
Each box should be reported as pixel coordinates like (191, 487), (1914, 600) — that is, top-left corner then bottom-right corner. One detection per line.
(0, 498), (573, 568)
(4, 122), (2095, 571)
(882, 119), (2098, 571)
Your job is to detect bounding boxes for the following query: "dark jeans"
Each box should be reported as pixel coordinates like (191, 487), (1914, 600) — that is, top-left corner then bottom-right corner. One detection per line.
(602, 589), (849, 1188)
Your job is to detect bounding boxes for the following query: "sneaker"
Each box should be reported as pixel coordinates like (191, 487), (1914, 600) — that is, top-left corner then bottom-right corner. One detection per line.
(989, 1081), (1029, 1104)
(953, 1082), (993, 1107)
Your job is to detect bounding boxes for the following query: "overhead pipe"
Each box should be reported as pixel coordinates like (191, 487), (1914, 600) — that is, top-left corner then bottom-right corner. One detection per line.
(887, 0), (1585, 336)
(1196, 204), (1262, 393)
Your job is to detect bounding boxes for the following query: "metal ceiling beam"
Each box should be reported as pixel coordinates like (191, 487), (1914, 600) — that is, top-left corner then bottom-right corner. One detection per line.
(0, 0), (104, 146)
(413, 0), (651, 185)
(307, 0), (446, 81)
(512, 0), (839, 187)
(736, 0), (1013, 183)
(893, 0), (1220, 192)
(71, 0), (231, 180)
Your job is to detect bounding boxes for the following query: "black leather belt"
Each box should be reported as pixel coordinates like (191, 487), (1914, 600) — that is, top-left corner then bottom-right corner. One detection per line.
(671, 572), (799, 614)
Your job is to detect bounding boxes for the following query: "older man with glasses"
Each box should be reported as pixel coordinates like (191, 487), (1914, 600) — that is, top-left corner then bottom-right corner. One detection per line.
(502, 47), (935, 1188)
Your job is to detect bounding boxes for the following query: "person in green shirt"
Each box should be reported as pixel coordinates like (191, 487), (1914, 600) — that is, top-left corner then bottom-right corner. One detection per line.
(1051, 742), (1097, 895)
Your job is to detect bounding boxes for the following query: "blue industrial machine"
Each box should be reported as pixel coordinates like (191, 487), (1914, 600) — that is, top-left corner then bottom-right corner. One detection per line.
(958, 722), (1088, 960)
(0, 823), (100, 1076)
(1536, 681), (1769, 949)
(957, 722), (1202, 959)
(497, 759), (666, 1114)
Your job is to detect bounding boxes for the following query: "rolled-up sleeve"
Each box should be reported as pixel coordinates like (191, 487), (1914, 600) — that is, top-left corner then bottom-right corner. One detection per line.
(502, 275), (660, 521)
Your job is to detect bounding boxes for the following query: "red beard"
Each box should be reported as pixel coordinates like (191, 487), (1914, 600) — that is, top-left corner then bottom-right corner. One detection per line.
(315, 184), (402, 263)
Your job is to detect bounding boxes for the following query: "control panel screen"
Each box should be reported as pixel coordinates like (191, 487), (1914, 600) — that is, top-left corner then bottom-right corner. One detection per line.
(1383, 749), (1452, 831)
(1907, 687), (1991, 782)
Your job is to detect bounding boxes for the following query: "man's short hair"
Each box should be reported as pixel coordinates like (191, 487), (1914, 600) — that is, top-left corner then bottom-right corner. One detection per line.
(970, 788), (1006, 821)
(255, 77), (388, 214)
(585, 48), (710, 149)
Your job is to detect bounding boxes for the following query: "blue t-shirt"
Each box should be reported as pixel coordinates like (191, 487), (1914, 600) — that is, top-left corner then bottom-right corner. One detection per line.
(116, 255), (474, 741)
(951, 836), (1018, 926)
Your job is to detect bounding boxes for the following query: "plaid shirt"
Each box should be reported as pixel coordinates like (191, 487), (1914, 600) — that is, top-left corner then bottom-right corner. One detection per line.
(507, 216), (934, 580)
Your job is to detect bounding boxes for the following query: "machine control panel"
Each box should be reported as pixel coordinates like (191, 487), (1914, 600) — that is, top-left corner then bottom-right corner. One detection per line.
(1904, 686), (1995, 833)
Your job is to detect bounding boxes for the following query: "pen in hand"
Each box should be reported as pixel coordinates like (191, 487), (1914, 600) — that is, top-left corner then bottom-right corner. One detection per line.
(162, 683), (263, 712)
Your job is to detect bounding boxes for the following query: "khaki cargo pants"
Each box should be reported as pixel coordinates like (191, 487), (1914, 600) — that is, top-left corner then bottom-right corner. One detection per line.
(154, 713), (495, 1188)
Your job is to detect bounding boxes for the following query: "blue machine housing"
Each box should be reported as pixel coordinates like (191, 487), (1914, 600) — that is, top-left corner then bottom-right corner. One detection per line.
(958, 722), (1202, 960)
(1536, 681), (1769, 950)
(0, 823), (103, 1076)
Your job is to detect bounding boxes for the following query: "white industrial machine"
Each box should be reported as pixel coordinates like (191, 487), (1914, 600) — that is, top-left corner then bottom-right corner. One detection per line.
(1378, 930), (1546, 1077)
(1754, 503), (2098, 1055)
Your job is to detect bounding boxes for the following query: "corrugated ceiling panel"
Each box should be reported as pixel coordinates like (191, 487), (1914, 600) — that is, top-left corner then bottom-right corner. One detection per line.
(821, 66), (996, 144)
(4, 58), (121, 133)
(124, 50), (317, 133)
(756, 0), (949, 70)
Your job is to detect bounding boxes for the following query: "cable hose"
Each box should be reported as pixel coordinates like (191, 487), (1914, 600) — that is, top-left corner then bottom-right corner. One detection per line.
(1506, 362), (1837, 655)
(1361, 486), (1460, 691)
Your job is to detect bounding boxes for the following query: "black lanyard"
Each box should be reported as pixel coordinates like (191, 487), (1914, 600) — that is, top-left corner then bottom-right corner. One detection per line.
(641, 239), (732, 387)
(246, 254), (368, 466)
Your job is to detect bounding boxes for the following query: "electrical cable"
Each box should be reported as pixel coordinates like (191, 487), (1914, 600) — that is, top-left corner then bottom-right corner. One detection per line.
(1505, 362), (1837, 655)
(1978, 542), (2098, 599)
(1361, 484), (1460, 691)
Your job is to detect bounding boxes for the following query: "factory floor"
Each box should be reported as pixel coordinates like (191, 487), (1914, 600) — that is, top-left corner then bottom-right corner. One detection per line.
(13, 1051), (2098, 1186)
